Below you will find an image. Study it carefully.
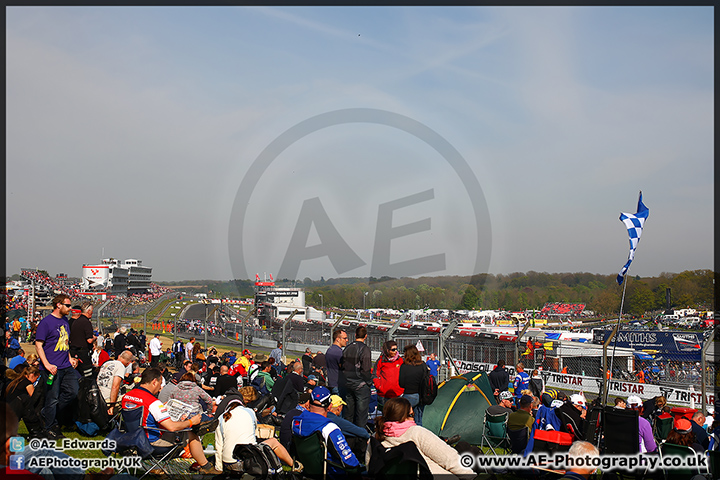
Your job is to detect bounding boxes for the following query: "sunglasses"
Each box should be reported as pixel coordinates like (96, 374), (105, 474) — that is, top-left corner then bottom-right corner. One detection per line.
(62, 303), (72, 307)
(389, 348), (398, 351)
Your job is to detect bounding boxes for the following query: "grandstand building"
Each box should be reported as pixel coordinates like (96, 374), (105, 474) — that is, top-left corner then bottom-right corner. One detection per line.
(81, 258), (152, 296)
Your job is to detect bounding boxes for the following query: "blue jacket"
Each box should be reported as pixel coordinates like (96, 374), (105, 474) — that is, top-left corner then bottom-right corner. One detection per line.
(292, 410), (360, 472)
(513, 371), (530, 398)
(327, 412), (369, 439)
(523, 405), (562, 456)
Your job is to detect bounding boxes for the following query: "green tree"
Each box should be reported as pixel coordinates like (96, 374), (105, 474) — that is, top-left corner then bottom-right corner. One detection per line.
(459, 285), (478, 309)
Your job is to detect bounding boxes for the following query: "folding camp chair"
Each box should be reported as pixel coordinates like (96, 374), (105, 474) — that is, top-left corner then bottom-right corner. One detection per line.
(708, 450), (720, 480)
(658, 443), (706, 480)
(291, 431), (364, 480)
(602, 406), (639, 454)
(653, 413), (673, 443)
(584, 406), (602, 446)
(507, 427), (529, 454)
(106, 406), (193, 480)
(368, 439), (433, 480)
(480, 411), (511, 455)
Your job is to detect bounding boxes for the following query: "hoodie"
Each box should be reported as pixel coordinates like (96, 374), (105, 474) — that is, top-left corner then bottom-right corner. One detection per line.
(168, 380), (213, 416)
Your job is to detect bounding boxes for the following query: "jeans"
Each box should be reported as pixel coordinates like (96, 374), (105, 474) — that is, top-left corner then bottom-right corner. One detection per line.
(344, 382), (371, 428)
(402, 393), (424, 426)
(41, 367), (79, 430)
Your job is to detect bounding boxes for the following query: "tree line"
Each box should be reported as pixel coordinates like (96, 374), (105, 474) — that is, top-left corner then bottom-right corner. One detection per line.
(158, 269), (714, 317)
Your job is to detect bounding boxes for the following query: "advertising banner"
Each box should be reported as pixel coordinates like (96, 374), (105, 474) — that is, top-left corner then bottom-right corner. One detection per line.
(592, 330), (703, 361)
(453, 360), (712, 407)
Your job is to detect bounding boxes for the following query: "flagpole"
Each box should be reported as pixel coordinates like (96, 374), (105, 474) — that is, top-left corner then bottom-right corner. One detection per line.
(604, 274), (629, 406)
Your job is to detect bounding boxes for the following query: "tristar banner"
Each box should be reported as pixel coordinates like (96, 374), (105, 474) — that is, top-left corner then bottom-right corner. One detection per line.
(454, 361), (712, 407)
(592, 330), (703, 361)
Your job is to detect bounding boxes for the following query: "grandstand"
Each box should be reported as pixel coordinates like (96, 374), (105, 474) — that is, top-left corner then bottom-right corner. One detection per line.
(539, 302), (586, 317)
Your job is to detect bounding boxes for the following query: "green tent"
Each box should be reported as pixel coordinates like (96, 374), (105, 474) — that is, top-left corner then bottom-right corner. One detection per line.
(423, 371), (495, 445)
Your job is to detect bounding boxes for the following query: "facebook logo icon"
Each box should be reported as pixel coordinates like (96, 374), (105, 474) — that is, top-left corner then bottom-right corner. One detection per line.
(9, 455), (25, 470)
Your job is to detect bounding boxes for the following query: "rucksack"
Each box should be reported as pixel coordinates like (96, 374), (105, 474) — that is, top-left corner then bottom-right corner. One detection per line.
(419, 365), (438, 406)
(104, 337), (113, 352)
(232, 442), (283, 479)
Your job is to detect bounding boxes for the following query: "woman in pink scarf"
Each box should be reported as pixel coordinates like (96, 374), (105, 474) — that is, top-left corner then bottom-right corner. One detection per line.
(367, 397), (475, 479)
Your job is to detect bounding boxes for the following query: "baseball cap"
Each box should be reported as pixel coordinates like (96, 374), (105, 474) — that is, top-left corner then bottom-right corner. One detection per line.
(673, 418), (692, 434)
(242, 349), (252, 356)
(626, 395), (642, 408)
(550, 399), (565, 409)
(570, 394), (586, 408)
(519, 395), (534, 408)
(329, 395), (347, 408)
(310, 386), (332, 407)
(307, 375), (318, 382)
(499, 391), (513, 401)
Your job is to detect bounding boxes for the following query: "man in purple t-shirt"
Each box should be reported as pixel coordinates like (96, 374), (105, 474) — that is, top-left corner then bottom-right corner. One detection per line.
(35, 294), (80, 440)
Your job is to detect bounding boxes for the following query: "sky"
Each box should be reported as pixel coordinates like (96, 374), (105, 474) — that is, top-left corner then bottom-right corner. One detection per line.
(6, 6), (714, 283)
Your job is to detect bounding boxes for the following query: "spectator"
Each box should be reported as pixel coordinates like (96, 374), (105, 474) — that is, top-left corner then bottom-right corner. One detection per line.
(148, 333), (162, 368)
(312, 350), (326, 375)
(369, 396), (474, 478)
(214, 365), (237, 397)
(326, 329), (348, 395)
(508, 394), (535, 437)
(488, 360), (510, 398)
(113, 327), (127, 360)
(302, 348), (314, 377)
(399, 344), (428, 427)
(626, 395), (657, 453)
(373, 340), (404, 405)
(213, 389), (299, 473)
(97, 350), (135, 414)
(174, 360), (193, 383)
(7, 348), (27, 370)
(560, 394), (587, 440)
(279, 391), (311, 451)
(169, 372), (216, 420)
(185, 337), (196, 363)
(529, 369), (544, 398)
(270, 341), (284, 372)
(291, 386), (361, 475)
(665, 417), (704, 453)
(5, 365), (43, 436)
(487, 391), (514, 416)
(561, 441), (600, 480)
(5, 330), (21, 364)
(614, 397), (626, 409)
(35, 294), (80, 440)
(426, 352), (440, 380)
(121, 368), (220, 474)
(69, 302), (95, 377)
(340, 326), (372, 428)
(513, 362), (530, 400)
(691, 411), (710, 450)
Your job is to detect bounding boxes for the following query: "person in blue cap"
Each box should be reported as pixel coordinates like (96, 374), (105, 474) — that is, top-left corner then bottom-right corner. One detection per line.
(291, 386), (362, 475)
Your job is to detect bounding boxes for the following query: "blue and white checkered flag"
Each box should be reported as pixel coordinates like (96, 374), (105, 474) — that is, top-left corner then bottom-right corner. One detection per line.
(617, 192), (649, 285)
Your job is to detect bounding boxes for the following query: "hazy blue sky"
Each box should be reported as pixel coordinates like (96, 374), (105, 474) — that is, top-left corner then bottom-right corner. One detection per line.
(6, 6), (713, 282)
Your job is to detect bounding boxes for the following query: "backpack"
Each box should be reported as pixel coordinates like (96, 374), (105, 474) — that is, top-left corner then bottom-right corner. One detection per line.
(419, 365), (438, 406)
(104, 337), (113, 352)
(232, 443), (283, 479)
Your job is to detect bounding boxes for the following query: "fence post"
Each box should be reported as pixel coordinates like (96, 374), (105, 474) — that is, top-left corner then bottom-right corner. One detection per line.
(602, 324), (620, 406)
(701, 327), (715, 415)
